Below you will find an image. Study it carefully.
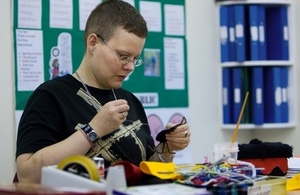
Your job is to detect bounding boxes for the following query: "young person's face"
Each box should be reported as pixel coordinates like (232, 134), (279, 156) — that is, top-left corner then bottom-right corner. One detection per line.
(90, 28), (145, 90)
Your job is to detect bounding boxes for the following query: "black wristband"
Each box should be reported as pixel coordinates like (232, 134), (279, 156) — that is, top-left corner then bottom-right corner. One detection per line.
(82, 124), (98, 143)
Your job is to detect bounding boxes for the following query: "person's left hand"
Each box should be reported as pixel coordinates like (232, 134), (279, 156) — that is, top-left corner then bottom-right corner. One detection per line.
(164, 122), (191, 152)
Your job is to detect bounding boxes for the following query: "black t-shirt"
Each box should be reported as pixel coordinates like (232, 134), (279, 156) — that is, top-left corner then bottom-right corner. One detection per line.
(16, 74), (155, 168)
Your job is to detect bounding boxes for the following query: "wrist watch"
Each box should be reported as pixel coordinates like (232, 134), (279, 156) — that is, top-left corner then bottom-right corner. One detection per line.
(82, 124), (98, 143)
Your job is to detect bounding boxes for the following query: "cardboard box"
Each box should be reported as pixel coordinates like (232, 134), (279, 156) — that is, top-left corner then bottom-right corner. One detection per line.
(248, 177), (286, 195)
(113, 183), (212, 195)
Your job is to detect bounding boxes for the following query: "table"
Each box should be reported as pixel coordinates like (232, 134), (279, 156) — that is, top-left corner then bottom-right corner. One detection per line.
(0, 183), (106, 195)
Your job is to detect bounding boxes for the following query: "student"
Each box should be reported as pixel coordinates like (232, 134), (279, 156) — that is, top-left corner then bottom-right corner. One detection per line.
(15, 0), (191, 184)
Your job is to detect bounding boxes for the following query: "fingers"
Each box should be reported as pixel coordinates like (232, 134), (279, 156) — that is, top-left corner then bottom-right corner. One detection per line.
(165, 124), (190, 138)
(166, 139), (189, 151)
(90, 100), (130, 135)
(116, 102), (129, 121)
(164, 124), (191, 151)
(104, 100), (129, 120)
(166, 132), (191, 143)
(112, 99), (130, 115)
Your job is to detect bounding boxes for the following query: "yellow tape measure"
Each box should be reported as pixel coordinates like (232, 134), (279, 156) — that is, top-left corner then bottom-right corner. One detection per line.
(57, 155), (100, 181)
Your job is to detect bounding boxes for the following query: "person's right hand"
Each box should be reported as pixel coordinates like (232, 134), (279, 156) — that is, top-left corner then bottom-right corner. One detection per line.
(89, 99), (129, 138)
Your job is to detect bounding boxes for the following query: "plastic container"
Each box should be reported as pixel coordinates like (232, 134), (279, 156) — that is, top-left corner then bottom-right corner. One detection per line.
(212, 142), (239, 163)
(93, 157), (105, 181)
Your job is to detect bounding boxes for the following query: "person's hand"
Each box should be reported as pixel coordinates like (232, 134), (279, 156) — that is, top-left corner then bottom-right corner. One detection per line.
(164, 122), (191, 152)
(89, 99), (129, 137)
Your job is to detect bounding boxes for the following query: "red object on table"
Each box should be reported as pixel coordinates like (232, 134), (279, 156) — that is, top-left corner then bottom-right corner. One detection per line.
(113, 161), (143, 186)
(241, 157), (288, 176)
(0, 183), (106, 195)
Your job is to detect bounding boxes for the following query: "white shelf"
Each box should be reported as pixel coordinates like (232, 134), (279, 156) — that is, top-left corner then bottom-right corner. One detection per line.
(222, 123), (296, 130)
(221, 60), (293, 67)
(218, 0), (291, 6)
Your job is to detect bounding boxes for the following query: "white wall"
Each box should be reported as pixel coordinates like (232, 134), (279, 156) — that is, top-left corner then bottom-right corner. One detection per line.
(0, 0), (16, 183)
(0, 0), (300, 183)
(185, 0), (252, 163)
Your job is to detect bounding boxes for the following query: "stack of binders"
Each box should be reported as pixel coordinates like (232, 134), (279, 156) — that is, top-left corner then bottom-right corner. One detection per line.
(220, 4), (289, 125)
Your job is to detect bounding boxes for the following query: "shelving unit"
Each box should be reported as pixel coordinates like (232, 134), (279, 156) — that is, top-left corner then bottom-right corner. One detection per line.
(217, 0), (296, 130)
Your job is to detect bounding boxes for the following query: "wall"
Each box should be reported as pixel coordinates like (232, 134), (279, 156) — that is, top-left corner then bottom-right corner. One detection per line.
(185, 0), (252, 163)
(0, 0), (16, 183)
(0, 0), (299, 183)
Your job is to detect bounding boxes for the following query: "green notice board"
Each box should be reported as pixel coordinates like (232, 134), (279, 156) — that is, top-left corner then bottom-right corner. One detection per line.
(13, 0), (188, 110)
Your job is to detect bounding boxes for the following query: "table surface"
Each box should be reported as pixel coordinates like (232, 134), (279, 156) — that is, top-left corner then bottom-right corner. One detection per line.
(1, 182), (299, 195)
(0, 183), (106, 195)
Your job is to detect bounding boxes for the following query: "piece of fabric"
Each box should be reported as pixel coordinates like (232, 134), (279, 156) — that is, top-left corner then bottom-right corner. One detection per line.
(16, 74), (155, 170)
(238, 138), (293, 159)
(287, 173), (300, 191)
(140, 161), (181, 180)
(113, 161), (173, 186)
(113, 161), (144, 186)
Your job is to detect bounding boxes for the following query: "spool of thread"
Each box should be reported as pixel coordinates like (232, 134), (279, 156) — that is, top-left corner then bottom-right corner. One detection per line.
(57, 155), (100, 181)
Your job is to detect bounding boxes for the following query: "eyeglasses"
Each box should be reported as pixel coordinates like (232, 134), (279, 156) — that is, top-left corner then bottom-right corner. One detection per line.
(96, 34), (143, 67)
